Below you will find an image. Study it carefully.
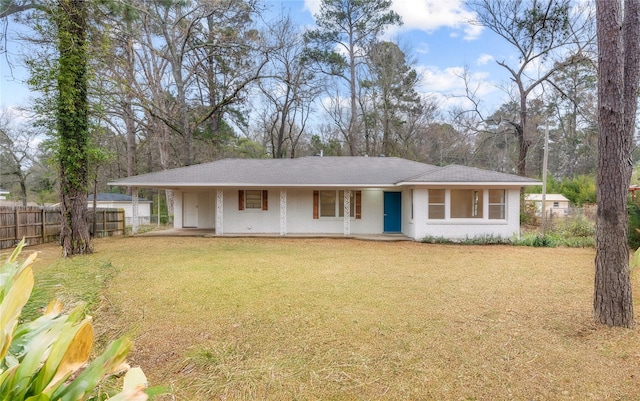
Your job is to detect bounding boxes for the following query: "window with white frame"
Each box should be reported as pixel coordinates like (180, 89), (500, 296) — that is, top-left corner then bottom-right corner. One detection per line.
(319, 190), (337, 217)
(428, 189), (445, 219)
(488, 189), (506, 219)
(428, 189), (508, 220)
(411, 189), (414, 220)
(245, 190), (262, 209)
(451, 189), (483, 218)
(319, 190), (355, 217)
(238, 190), (268, 211)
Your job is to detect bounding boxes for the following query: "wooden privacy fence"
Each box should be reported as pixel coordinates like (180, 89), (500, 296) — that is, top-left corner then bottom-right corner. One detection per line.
(0, 207), (125, 250)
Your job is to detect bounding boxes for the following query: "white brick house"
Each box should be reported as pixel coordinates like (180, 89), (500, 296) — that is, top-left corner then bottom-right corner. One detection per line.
(109, 157), (539, 240)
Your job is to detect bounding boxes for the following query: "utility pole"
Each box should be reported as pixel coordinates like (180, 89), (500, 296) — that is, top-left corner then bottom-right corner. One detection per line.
(541, 122), (549, 235)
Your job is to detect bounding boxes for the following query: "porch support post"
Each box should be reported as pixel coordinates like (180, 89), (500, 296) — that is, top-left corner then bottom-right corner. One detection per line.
(280, 190), (287, 235)
(132, 187), (139, 235)
(343, 189), (351, 236)
(216, 189), (223, 235)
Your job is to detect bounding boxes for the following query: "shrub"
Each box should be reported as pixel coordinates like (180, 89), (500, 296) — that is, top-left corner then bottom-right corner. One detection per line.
(420, 235), (450, 244)
(515, 233), (558, 247)
(555, 215), (595, 238)
(421, 235), (512, 245)
(0, 241), (148, 401)
(628, 203), (640, 248)
(459, 235), (513, 245)
(520, 202), (539, 226)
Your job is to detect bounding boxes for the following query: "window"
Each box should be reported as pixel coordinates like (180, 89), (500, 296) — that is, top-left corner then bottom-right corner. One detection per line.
(238, 190), (268, 211)
(245, 190), (262, 209)
(320, 190), (336, 217)
(451, 189), (483, 218)
(488, 189), (505, 219)
(428, 189), (445, 219)
(313, 190), (361, 219)
(411, 189), (414, 220)
(429, 189), (508, 220)
(319, 190), (354, 217)
(553, 201), (560, 208)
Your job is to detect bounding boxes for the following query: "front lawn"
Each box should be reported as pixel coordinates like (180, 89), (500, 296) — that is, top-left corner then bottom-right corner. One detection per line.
(24, 237), (640, 400)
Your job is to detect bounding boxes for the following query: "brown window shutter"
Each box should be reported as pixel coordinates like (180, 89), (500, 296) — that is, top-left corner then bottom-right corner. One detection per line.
(238, 190), (244, 210)
(355, 191), (362, 219)
(262, 190), (268, 210)
(313, 190), (319, 219)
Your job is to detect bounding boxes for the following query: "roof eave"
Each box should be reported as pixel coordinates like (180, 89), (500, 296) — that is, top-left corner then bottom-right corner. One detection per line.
(396, 181), (541, 186)
(108, 182), (401, 188)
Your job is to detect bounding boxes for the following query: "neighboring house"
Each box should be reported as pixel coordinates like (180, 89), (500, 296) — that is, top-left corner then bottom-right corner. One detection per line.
(0, 188), (8, 200)
(525, 194), (570, 218)
(108, 157), (540, 240)
(88, 193), (153, 225)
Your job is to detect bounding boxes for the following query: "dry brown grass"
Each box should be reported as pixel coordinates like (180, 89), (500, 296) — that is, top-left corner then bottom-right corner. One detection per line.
(27, 237), (640, 400)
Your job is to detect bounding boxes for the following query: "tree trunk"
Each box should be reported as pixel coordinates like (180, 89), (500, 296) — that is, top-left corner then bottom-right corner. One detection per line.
(124, 30), (137, 186)
(517, 90), (528, 177)
(57, 0), (92, 256)
(593, 0), (640, 327)
(348, 37), (359, 156)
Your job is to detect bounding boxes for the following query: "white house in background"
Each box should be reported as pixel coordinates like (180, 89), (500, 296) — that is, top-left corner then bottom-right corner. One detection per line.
(0, 188), (8, 200)
(88, 193), (153, 225)
(525, 194), (570, 218)
(109, 157), (540, 240)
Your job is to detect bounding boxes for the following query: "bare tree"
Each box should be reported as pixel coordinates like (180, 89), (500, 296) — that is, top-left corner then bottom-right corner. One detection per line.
(547, 59), (598, 178)
(0, 111), (40, 206)
(593, 0), (640, 327)
(256, 13), (322, 158)
(466, 0), (594, 176)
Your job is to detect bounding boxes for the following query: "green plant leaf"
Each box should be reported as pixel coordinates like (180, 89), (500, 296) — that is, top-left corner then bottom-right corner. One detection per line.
(0, 265), (34, 362)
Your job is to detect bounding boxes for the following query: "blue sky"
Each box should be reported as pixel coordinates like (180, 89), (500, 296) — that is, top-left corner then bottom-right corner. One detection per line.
(270, 0), (515, 114)
(0, 0), (516, 119)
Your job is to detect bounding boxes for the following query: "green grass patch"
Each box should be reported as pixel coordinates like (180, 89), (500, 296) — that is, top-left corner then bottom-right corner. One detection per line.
(22, 247), (118, 321)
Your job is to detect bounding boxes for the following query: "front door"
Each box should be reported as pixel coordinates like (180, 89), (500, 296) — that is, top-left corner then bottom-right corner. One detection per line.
(383, 192), (402, 233)
(183, 192), (198, 227)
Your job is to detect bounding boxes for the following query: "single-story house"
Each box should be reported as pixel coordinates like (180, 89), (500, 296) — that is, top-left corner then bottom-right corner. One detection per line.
(88, 193), (153, 225)
(524, 194), (570, 218)
(108, 156), (540, 240)
(0, 188), (8, 200)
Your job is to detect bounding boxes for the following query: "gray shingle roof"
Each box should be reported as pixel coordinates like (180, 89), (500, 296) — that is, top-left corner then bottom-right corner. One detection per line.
(108, 157), (539, 188)
(401, 164), (540, 184)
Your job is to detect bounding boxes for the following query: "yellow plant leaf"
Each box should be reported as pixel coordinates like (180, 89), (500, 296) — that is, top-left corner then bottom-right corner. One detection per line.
(44, 300), (63, 316)
(122, 367), (147, 392)
(44, 320), (94, 392)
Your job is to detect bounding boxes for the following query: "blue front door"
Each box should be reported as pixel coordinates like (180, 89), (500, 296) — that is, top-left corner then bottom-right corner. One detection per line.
(383, 192), (402, 233)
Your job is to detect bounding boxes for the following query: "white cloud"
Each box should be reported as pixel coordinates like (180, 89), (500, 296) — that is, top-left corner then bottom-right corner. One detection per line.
(303, 0), (321, 16)
(416, 65), (503, 111)
(416, 43), (430, 55)
(390, 0), (482, 40)
(477, 54), (494, 66)
(304, 0), (482, 40)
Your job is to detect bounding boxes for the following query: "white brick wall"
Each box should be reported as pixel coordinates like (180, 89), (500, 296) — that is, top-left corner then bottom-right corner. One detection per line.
(175, 187), (522, 241)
